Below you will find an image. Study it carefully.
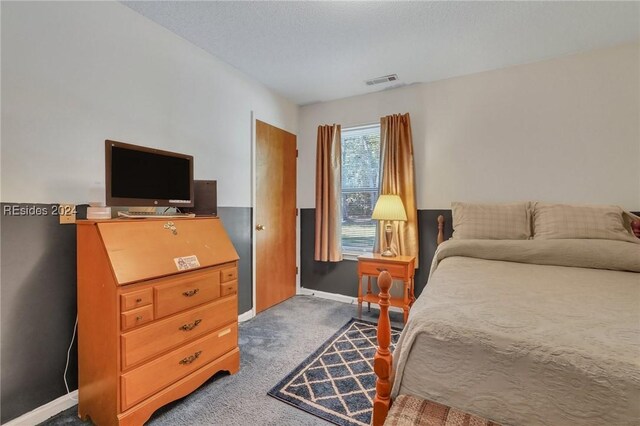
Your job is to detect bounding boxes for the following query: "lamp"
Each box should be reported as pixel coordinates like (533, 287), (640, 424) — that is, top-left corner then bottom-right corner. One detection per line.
(372, 194), (407, 257)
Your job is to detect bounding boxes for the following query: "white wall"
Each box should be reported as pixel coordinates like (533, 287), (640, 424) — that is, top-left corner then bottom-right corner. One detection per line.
(1, 2), (298, 207)
(298, 43), (640, 210)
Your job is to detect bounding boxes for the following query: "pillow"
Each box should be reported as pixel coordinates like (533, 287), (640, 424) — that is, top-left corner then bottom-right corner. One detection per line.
(451, 202), (531, 240)
(532, 202), (639, 243)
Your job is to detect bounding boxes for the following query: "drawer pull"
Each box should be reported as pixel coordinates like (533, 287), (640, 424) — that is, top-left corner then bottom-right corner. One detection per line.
(218, 328), (231, 337)
(135, 315), (143, 321)
(135, 298), (142, 303)
(182, 288), (200, 297)
(227, 273), (233, 277)
(163, 222), (178, 235)
(179, 319), (202, 331)
(179, 350), (202, 365)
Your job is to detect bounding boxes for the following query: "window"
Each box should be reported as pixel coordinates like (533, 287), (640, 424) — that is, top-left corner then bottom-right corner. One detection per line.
(341, 124), (381, 253)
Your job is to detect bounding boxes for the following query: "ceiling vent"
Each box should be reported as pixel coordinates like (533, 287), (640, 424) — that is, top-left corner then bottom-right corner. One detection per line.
(365, 74), (398, 86)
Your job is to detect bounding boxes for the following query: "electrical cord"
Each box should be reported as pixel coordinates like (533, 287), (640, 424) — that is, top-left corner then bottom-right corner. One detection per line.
(64, 315), (79, 401)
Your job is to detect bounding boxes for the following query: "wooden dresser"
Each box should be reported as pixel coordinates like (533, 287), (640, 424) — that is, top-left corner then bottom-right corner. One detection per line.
(77, 217), (240, 426)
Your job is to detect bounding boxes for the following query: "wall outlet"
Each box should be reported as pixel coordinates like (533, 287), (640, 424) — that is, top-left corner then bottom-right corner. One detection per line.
(59, 204), (76, 224)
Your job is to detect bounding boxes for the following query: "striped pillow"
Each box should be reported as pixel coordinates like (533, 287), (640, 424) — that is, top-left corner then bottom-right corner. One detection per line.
(533, 202), (638, 243)
(452, 202), (531, 240)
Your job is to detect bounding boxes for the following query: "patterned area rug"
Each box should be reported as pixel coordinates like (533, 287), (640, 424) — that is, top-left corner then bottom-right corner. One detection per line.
(268, 318), (402, 426)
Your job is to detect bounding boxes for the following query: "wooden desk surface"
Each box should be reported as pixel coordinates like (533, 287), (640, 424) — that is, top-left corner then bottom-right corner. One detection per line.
(357, 253), (416, 265)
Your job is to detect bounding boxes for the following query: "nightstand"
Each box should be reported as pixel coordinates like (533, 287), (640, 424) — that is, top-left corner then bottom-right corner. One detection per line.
(357, 254), (416, 323)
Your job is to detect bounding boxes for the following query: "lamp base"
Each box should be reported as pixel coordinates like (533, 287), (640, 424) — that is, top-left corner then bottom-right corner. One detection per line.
(381, 222), (396, 257)
(380, 248), (395, 257)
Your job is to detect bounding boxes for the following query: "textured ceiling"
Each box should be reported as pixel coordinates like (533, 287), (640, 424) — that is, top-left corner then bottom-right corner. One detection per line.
(122, 1), (640, 105)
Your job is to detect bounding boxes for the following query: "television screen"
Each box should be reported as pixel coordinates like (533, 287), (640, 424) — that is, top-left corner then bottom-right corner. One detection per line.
(106, 140), (194, 207)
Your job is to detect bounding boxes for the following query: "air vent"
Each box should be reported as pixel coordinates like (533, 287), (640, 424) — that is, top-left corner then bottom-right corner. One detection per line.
(365, 74), (398, 86)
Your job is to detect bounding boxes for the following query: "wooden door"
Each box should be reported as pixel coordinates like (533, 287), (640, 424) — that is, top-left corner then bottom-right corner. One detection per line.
(255, 120), (297, 313)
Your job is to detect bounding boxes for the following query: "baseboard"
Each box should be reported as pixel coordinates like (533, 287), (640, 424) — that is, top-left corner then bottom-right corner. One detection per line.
(3, 390), (78, 426)
(298, 288), (356, 304)
(298, 288), (405, 314)
(238, 309), (255, 322)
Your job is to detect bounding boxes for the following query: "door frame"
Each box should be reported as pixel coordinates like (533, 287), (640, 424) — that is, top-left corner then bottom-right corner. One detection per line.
(249, 111), (300, 321)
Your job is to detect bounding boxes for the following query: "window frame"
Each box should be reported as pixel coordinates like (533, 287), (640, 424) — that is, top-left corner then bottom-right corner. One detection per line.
(340, 123), (381, 258)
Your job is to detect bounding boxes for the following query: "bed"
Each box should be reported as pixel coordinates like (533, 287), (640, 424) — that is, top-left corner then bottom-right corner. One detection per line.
(373, 208), (640, 426)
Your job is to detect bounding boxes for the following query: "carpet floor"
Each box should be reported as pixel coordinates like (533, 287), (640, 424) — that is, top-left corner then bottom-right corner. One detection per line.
(268, 318), (402, 426)
(41, 295), (404, 426)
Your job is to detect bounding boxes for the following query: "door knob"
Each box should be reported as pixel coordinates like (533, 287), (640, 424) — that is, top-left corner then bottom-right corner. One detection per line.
(256, 224), (266, 231)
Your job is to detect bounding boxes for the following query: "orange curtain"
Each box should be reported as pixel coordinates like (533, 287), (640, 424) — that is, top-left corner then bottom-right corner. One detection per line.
(315, 124), (343, 262)
(375, 113), (419, 266)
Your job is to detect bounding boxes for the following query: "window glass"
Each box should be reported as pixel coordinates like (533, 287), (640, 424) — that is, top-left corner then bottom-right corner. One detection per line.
(341, 124), (381, 253)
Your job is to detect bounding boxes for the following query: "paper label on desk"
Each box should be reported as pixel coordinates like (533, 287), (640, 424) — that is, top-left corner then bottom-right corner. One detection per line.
(174, 255), (200, 271)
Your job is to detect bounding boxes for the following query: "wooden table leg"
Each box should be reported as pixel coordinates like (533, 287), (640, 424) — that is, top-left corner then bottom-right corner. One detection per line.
(367, 276), (372, 312)
(357, 273), (363, 319)
(410, 277), (416, 306)
(403, 279), (410, 324)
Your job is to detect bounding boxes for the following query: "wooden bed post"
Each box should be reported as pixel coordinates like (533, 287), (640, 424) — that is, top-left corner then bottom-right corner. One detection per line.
(373, 270), (392, 426)
(437, 214), (445, 245)
(373, 216), (446, 425)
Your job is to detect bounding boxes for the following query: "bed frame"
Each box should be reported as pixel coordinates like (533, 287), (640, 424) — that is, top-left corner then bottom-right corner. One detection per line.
(372, 216), (640, 425)
(372, 215), (445, 426)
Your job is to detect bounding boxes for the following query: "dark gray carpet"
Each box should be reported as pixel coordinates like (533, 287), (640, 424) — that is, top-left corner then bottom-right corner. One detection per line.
(40, 296), (403, 426)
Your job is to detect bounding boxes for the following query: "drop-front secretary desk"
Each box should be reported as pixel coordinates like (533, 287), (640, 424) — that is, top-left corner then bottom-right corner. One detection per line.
(77, 217), (239, 426)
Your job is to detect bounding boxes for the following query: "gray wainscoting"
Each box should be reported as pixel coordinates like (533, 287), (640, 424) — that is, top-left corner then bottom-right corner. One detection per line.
(0, 203), (252, 423)
(300, 209), (453, 299)
(1, 203), (79, 424)
(217, 207), (253, 315)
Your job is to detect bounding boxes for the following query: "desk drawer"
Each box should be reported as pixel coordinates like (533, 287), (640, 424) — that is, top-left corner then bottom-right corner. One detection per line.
(121, 288), (153, 312)
(220, 280), (237, 297)
(220, 267), (237, 283)
(120, 323), (238, 411)
(154, 269), (220, 318)
(121, 305), (154, 331)
(121, 296), (237, 369)
(359, 261), (407, 279)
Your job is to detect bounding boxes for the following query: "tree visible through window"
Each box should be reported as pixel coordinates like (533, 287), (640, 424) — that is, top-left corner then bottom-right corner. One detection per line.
(341, 124), (381, 253)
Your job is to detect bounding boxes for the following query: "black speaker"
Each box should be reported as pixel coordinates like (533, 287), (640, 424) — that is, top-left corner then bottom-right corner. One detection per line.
(184, 180), (217, 216)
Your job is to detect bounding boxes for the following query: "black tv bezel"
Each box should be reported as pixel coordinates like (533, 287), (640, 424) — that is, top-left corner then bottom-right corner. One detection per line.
(105, 140), (194, 208)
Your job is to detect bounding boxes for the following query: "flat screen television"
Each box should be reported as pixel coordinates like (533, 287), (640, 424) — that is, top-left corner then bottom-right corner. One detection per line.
(105, 140), (194, 207)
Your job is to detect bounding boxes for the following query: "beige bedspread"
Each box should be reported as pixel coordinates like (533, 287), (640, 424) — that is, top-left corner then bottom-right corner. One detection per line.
(392, 239), (640, 426)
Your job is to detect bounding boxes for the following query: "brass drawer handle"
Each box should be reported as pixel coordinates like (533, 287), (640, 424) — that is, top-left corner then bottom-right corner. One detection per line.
(179, 350), (202, 365)
(182, 288), (200, 297)
(179, 319), (202, 331)
(164, 222), (178, 235)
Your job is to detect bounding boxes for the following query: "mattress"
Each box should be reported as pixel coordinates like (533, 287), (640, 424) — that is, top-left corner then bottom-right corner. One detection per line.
(391, 239), (640, 426)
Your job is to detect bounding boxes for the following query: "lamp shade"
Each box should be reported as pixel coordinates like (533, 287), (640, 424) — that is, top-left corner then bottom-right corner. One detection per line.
(372, 194), (407, 221)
